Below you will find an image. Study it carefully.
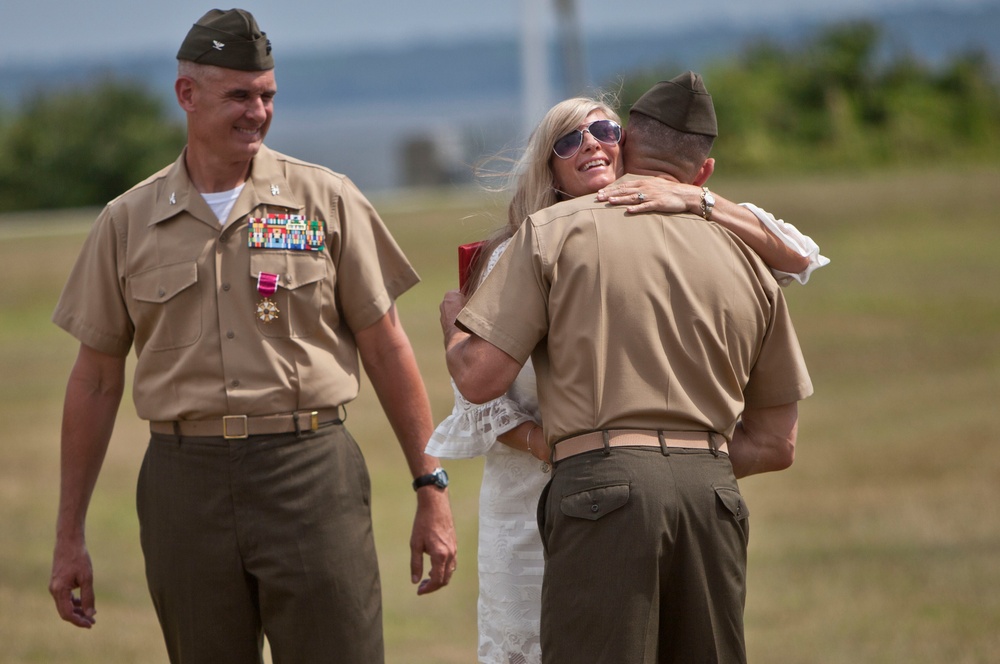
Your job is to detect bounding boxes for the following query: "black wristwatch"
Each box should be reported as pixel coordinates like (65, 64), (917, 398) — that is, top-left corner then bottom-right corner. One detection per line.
(412, 467), (449, 491)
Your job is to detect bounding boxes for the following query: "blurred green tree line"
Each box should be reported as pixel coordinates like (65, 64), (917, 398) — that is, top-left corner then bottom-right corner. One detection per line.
(0, 21), (997, 212)
(0, 79), (185, 212)
(618, 21), (1000, 173)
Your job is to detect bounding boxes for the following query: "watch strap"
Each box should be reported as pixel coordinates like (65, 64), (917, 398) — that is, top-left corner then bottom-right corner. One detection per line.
(412, 467), (448, 491)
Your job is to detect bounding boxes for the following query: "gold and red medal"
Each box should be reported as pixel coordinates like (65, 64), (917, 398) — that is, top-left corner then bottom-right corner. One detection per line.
(248, 214), (326, 323)
(256, 272), (280, 323)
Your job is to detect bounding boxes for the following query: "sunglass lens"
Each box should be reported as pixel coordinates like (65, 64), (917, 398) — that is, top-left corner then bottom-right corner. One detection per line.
(552, 120), (621, 158)
(553, 131), (583, 159)
(590, 120), (621, 144)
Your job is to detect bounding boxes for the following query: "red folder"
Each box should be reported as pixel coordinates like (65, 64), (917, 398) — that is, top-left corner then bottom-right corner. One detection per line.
(458, 241), (486, 291)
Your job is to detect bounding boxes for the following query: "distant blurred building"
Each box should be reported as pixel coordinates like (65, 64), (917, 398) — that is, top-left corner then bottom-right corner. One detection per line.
(400, 130), (470, 187)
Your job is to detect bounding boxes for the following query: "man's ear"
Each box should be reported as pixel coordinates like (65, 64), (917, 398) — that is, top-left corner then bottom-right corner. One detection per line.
(692, 158), (715, 186)
(175, 77), (196, 112)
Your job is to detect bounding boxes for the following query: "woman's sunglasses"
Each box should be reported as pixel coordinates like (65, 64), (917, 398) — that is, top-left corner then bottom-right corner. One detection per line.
(552, 119), (622, 159)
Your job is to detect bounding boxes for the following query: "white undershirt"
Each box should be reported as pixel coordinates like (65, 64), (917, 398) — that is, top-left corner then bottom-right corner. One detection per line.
(201, 183), (246, 225)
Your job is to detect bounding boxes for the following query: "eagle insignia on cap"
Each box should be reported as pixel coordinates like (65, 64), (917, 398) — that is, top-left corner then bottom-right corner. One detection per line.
(212, 40), (225, 51)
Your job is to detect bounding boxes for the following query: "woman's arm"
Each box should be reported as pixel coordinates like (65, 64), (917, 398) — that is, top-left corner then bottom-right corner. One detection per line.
(738, 202), (830, 285)
(425, 378), (539, 460)
(496, 421), (550, 463)
(598, 180), (827, 280)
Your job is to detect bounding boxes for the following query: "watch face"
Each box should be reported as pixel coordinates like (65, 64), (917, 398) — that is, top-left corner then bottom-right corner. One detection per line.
(433, 468), (449, 488)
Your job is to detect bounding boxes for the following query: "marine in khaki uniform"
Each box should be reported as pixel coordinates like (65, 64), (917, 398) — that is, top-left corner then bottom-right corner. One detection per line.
(48, 9), (456, 663)
(444, 73), (813, 663)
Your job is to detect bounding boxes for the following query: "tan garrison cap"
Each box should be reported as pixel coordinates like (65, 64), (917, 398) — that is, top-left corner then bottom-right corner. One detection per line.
(630, 71), (718, 137)
(177, 8), (274, 71)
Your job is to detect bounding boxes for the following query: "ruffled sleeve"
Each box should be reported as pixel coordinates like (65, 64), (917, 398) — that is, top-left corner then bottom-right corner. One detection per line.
(425, 378), (537, 459)
(740, 202), (830, 286)
(426, 238), (541, 459)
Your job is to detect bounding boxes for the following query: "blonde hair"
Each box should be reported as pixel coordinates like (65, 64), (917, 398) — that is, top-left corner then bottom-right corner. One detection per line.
(464, 94), (621, 293)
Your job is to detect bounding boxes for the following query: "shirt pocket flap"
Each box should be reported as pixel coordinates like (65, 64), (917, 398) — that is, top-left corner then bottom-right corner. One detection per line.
(560, 483), (630, 521)
(251, 252), (328, 291)
(130, 262), (198, 303)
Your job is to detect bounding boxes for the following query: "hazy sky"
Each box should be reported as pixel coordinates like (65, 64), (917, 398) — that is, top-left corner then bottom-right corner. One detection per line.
(1, 0), (988, 65)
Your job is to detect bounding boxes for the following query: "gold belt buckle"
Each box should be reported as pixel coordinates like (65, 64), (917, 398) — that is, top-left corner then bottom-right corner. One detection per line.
(223, 415), (249, 439)
(310, 411), (319, 430)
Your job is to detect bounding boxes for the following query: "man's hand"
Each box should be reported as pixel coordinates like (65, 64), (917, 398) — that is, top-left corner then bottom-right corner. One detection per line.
(355, 308), (459, 595)
(410, 486), (458, 595)
(50, 536), (97, 628)
(50, 344), (124, 628)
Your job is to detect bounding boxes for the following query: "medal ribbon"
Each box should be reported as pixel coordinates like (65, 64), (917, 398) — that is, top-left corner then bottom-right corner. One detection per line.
(257, 272), (279, 299)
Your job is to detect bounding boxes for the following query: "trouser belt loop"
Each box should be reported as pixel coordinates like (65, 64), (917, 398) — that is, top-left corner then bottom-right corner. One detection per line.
(657, 430), (671, 456)
(709, 432), (721, 457)
(172, 420), (182, 443)
(601, 430), (611, 456)
(293, 411), (303, 437)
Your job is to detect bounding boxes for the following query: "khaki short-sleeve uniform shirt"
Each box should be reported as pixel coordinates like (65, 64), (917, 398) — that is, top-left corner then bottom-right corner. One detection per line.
(53, 146), (419, 422)
(457, 175), (812, 445)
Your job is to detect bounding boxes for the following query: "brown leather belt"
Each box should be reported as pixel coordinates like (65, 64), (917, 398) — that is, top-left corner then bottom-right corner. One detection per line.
(149, 408), (342, 439)
(551, 429), (728, 463)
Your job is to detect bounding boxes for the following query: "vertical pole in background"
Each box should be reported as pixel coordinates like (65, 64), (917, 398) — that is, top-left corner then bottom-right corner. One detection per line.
(520, 0), (553, 142)
(554, 0), (587, 97)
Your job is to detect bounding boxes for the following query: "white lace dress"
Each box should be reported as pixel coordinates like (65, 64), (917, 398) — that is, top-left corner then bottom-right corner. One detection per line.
(427, 240), (549, 664)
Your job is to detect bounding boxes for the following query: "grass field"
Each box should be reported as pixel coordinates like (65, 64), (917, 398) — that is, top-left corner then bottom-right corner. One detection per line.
(1, 167), (998, 663)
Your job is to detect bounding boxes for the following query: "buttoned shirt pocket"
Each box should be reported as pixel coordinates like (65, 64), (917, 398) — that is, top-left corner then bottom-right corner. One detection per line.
(250, 252), (330, 338)
(129, 261), (201, 351)
(560, 483), (630, 521)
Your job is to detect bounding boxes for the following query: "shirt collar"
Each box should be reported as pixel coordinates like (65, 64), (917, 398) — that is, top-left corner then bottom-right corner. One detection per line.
(148, 145), (303, 227)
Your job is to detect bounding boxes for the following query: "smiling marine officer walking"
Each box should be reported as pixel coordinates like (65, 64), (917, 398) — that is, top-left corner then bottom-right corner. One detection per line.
(48, 8), (456, 663)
